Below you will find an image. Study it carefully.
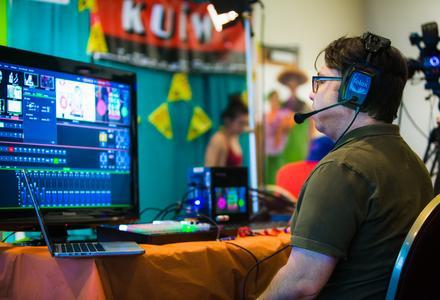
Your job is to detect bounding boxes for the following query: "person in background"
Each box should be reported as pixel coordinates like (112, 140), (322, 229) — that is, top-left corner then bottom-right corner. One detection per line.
(265, 90), (294, 184)
(279, 66), (309, 113)
(277, 66), (313, 164)
(305, 135), (334, 162)
(205, 94), (248, 167)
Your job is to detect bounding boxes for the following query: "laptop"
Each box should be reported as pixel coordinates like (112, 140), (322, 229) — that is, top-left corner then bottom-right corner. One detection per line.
(22, 170), (145, 257)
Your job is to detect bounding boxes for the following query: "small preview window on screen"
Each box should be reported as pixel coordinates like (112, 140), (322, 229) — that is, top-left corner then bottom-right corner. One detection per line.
(214, 186), (247, 214)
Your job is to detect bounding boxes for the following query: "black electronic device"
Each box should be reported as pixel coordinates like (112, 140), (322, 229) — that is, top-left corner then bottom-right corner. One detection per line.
(408, 22), (440, 194)
(0, 46), (139, 231)
(186, 167), (250, 223)
(96, 221), (237, 245)
(407, 22), (440, 99)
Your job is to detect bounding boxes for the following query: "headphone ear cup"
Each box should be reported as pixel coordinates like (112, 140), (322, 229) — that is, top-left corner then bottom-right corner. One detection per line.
(339, 66), (374, 109)
(338, 69), (352, 102)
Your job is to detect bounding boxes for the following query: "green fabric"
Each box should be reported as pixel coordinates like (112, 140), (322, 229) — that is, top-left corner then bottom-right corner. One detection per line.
(265, 154), (284, 185)
(264, 119), (310, 184)
(291, 124), (433, 299)
(0, 0), (6, 46)
(282, 119), (309, 163)
(6, 0), (246, 222)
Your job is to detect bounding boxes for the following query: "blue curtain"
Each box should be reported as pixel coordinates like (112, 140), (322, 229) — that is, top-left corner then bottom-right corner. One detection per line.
(7, 0), (247, 222)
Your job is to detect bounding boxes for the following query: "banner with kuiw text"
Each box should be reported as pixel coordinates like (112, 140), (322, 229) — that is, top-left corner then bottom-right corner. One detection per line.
(92, 0), (246, 73)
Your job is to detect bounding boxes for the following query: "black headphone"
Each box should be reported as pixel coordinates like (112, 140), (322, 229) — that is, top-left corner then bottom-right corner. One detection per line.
(338, 32), (391, 111)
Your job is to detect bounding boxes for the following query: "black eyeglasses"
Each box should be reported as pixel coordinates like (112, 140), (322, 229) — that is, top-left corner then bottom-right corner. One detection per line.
(312, 76), (342, 93)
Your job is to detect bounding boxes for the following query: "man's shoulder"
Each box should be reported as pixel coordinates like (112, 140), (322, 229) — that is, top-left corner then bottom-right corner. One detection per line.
(318, 133), (430, 189)
(322, 133), (400, 167)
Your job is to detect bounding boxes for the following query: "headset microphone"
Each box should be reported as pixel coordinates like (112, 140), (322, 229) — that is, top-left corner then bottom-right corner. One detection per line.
(294, 99), (354, 124)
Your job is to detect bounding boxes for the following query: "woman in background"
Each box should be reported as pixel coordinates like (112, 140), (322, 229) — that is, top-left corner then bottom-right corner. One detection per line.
(205, 94), (248, 167)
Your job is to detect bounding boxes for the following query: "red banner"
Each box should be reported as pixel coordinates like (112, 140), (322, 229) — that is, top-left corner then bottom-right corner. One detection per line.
(91, 0), (246, 73)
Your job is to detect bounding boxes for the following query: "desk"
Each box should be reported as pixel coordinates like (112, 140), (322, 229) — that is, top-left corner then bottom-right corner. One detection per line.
(0, 234), (290, 300)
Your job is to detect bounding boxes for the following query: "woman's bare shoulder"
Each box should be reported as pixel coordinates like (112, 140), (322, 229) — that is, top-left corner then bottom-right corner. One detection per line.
(209, 131), (228, 149)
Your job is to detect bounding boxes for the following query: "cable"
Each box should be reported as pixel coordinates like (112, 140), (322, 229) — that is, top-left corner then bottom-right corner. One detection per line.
(226, 242), (260, 286)
(151, 203), (178, 222)
(248, 187), (296, 210)
(139, 207), (163, 217)
(429, 96), (435, 133)
(332, 106), (361, 148)
(401, 102), (429, 139)
(196, 214), (221, 241)
(1, 232), (16, 243)
(172, 187), (196, 219)
(146, 187), (198, 222)
(160, 205), (181, 220)
(242, 244), (292, 300)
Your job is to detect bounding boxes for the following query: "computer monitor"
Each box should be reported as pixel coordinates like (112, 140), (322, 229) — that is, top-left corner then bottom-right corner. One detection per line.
(0, 46), (139, 231)
(187, 167), (249, 223)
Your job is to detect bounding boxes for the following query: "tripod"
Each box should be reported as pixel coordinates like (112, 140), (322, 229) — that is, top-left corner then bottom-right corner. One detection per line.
(423, 125), (440, 194)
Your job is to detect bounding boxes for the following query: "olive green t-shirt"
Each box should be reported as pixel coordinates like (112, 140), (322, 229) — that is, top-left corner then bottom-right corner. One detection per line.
(290, 124), (433, 299)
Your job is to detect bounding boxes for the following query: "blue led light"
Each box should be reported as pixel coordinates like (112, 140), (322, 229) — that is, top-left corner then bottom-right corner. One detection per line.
(195, 200), (201, 206)
(429, 56), (440, 67)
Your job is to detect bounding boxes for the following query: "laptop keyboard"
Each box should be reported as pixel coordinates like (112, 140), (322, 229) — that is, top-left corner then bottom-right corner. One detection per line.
(57, 242), (105, 253)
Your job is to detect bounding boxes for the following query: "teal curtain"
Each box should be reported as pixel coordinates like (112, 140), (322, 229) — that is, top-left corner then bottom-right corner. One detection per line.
(7, 0), (247, 222)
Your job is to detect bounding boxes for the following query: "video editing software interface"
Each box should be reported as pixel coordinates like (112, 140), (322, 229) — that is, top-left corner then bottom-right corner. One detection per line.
(0, 60), (133, 210)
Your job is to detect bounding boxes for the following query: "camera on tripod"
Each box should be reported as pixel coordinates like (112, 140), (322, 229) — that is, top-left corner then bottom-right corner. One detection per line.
(407, 22), (440, 100)
(408, 22), (440, 194)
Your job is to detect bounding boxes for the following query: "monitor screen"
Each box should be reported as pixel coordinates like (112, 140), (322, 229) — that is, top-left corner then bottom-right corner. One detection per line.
(0, 46), (138, 229)
(214, 186), (247, 214)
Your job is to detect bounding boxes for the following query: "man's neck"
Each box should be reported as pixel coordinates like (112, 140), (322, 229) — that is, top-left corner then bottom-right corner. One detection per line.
(334, 113), (385, 141)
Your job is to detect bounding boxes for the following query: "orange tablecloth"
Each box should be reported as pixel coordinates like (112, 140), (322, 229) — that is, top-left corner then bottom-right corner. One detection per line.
(0, 234), (291, 300)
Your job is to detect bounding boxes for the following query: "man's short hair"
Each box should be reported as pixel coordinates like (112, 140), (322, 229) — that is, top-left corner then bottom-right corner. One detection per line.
(321, 36), (408, 123)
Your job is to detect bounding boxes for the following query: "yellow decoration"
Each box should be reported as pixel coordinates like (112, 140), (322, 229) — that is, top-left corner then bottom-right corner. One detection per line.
(87, 22), (108, 54)
(241, 90), (248, 105)
(167, 73), (192, 102)
(148, 103), (173, 139)
(186, 106), (212, 141)
(78, 0), (96, 12)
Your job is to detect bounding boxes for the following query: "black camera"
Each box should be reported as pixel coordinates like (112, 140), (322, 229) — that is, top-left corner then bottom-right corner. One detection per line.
(407, 22), (440, 97)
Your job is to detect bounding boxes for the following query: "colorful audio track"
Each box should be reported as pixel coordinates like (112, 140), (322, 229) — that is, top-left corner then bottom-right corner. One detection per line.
(17, 170), (112, 208)
(0, 145), (67, 165)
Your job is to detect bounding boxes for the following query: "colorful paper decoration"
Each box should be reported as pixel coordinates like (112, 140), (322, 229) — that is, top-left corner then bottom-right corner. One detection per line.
(241, 90), (248, 105)
(167, 73), (192, 102)
(34, 0), (70, 4)
(148, 103), (173, 139)
(186, 106), (212, 141)
(78, 0), (95, 12)
(87, 21), (108, 54)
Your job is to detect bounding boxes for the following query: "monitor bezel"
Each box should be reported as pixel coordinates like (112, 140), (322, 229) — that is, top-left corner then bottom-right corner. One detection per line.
(0, 45), (139, 230)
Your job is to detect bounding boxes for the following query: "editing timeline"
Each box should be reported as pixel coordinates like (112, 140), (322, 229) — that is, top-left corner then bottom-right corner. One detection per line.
(0, 62), (133, 209)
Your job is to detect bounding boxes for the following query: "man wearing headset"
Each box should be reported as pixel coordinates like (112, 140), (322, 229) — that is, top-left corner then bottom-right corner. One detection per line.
(258, 34), (433, 299)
